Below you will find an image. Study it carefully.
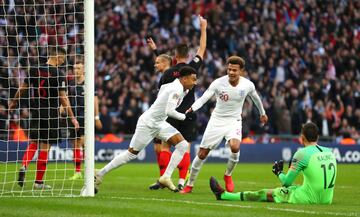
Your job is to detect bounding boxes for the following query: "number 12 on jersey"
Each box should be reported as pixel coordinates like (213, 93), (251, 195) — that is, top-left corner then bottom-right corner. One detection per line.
(321, 163), (336, 189)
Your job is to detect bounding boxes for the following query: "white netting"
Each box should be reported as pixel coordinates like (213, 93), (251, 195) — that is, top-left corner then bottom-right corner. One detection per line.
(0, 0), (86, 196)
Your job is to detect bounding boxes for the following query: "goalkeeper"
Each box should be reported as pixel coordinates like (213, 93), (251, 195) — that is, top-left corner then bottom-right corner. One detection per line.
(210, 122), (337, 204)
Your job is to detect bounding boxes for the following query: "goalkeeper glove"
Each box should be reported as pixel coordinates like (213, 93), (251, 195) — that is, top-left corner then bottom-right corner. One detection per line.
(272, 160), (284, 176)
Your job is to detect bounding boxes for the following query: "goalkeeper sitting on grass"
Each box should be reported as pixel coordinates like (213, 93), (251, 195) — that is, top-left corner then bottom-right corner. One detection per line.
(210, 122), (337, 204)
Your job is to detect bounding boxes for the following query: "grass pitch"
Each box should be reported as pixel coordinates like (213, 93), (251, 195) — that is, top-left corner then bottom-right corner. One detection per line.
(0, 163), (359, 217)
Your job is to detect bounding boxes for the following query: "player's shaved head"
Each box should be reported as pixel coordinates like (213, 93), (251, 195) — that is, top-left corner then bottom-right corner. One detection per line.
(227, 56), (245, 70)
(301, 122), (319, 142)
(175, 44), (189, 59)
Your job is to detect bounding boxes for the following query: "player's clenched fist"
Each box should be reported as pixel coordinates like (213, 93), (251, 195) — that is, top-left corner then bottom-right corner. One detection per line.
(199, 15), (207, 29)
(260, 114), (268, 125)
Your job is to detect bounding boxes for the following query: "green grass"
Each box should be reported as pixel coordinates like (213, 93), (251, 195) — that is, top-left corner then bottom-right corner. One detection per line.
(0, 163), (359, 217)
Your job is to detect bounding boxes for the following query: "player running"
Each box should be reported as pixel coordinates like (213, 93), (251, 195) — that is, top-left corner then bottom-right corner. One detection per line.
(9, 47), (79, 189)
(210, 122), (337, 204)
(94, 66), (197, 193)
(181, 56), (268, 194)
(147, 15), (207, 190)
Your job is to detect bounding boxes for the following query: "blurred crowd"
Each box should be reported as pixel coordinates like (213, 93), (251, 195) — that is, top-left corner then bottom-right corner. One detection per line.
(0, 0), (359, 143)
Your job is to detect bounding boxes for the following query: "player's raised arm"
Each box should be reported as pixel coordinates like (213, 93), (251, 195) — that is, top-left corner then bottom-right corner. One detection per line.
(146, 37), (159, 56)
(59, 90), (79, 129)
(195, 15), (207, 60)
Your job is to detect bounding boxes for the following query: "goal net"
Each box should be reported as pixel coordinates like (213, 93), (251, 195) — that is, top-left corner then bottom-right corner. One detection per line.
(0, 0), (94, 197)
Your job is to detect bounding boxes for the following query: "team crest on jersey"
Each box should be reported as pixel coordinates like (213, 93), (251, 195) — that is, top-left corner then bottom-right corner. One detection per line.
(173, 93), (179, 99)
(239, 90), (245, 97)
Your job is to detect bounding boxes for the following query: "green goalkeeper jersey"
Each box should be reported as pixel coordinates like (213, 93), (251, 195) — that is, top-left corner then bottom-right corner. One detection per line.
(278, 145), (337, 204)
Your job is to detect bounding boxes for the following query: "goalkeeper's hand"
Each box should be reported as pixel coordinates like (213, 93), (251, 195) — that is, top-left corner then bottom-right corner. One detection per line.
(272, 160), (284, 176)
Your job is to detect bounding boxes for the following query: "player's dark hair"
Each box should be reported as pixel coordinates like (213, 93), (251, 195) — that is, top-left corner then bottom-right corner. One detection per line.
(179, 66), (196, 77)
(158, 54), (172, 66)
(227, 56), (245, 69)
(50, 46), (66, 56)
(175, 44), (189, 58)
(301, 122), (319, 142)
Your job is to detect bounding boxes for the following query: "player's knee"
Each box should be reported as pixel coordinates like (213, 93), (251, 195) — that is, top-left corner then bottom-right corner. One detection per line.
(198, 149), (209, 160)
(230, 145), (240, 153)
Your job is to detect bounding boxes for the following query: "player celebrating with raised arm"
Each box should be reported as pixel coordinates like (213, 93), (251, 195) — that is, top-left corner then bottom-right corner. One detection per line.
(68, 59), (102, 180)
(181, 56), (268, 194)
(210, 122), (337, 204)
(9, 47), (79, 189)
(147, 15), (207, 190)
(94, 66), (198, 193)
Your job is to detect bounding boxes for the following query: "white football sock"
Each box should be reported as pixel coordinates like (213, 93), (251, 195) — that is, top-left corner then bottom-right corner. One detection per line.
(225, 151), (240, 176)
(178, 178), (185, 186)
(98, 150), (137, 177)
(187, 155), (205, 187)
(162, 140), (187, 178)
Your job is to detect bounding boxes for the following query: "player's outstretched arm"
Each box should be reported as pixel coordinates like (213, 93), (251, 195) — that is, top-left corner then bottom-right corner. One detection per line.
(191, 82), (215, 112)
(8, 83), (29, 110)
(196, 15), (207, 59)
(59, 90), (79, 129)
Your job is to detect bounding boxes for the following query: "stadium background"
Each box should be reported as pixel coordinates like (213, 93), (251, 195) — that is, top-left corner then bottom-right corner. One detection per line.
(1, 0), (359, 145)
(0, 1), (359, 217)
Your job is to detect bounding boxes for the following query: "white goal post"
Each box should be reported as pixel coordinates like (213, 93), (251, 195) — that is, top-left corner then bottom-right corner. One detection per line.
(82, 0), (95, 197)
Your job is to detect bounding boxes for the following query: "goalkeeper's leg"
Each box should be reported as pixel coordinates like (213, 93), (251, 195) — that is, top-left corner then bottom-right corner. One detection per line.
(221, 189), (274, 202)
(210, 176), (274, 202)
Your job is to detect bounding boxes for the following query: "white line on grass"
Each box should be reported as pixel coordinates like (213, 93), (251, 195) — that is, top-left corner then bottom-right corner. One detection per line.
(100, 196), (358, 217)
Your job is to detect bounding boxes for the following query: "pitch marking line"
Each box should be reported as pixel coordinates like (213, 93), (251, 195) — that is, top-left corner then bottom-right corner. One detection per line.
(101, 196), (358, 217)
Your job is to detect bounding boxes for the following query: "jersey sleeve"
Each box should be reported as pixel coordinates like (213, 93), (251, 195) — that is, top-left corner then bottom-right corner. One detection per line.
(188, 55), (203, 70)
(247, 82), (266, 115)
(165, 90), (186, 121)
(192, 80), (216, 111)
(278, 149), (309, 187)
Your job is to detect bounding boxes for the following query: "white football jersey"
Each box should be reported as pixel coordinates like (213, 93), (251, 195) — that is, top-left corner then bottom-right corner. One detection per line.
(192, 75), (265, 119)
(140, 79), (187, 127)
